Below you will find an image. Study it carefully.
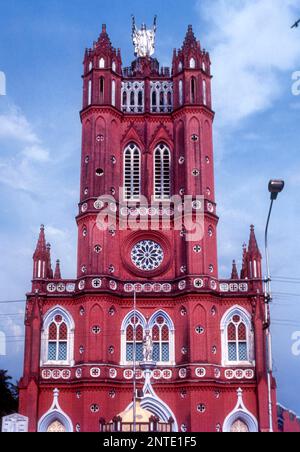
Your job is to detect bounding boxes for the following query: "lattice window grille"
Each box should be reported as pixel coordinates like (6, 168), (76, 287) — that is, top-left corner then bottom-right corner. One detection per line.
(150, 81), (173, 113)
(121, 81), (145, 113)
(154, 143), (171, 201)
(227, 315), (249, 363)
(124, 143), (141, 201)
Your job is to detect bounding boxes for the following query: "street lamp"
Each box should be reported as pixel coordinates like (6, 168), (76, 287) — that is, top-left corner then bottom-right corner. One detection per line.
(264, 179), (285, 433)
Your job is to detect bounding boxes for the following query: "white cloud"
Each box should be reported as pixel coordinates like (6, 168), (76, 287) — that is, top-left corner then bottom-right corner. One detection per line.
(0, 107), (39, 143)
(198, 0), (300, 125)
(22, 144), (49, 162)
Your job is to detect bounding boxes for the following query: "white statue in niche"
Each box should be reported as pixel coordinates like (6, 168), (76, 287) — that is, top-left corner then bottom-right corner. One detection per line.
(132, 15), (157, 58)
(143, 329), (153, 362)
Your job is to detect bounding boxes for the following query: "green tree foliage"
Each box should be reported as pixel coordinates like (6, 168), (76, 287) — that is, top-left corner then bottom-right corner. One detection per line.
(0, 370), (18, 418)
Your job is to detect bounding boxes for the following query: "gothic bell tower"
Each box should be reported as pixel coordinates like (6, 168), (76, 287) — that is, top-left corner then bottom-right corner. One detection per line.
(18, 19), (276, 433)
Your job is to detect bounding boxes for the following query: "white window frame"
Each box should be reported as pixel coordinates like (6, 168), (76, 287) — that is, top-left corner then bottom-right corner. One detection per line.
(41, 306), (75, 367)
(88, 79), (92, 106)
(120, 310), (146, 366)
(111, 80), (116, 106)
(221, 306), (254, 367)
(203, 79), (207, 106)
(153, 143), (171, 201)
(148, 311), (175, 365)
(190, 57), (196, 69)
(99, 57), (105, 69)
(120, 310), (175, 366)
(123, 143), (141, 201)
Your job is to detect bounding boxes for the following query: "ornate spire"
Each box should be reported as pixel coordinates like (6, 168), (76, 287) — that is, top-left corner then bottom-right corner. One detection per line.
(54, 260), (62, 280)
(183, 25), (199, 50)
(231, 260), (239, 280)
(248, 225), (262, 258)
(32, 225), (53, 280)
(33, 225), (46, 257)
(240, 243), (248, 279)
(95, 24), (113, 51)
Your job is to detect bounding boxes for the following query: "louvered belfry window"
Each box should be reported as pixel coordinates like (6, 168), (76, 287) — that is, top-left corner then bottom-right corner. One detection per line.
(154, 143), (171, 200)
(124, 143), (141, 200)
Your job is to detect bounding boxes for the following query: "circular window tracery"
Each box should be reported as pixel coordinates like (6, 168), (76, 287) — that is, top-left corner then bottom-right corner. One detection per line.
(131, 240), (164, 271)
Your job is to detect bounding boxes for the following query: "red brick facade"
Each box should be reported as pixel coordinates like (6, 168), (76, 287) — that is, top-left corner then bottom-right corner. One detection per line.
(19, 23), (281, 433)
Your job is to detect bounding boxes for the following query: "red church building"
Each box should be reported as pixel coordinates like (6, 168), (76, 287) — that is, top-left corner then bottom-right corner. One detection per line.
(18, 20), (280, 433)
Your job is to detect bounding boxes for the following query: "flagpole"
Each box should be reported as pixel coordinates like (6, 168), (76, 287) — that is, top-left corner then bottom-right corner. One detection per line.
(133, 287), (137, 432)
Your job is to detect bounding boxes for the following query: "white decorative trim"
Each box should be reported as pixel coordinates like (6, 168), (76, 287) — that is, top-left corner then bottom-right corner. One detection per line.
(223, 388), (258, 433)
(38, 388), (73, 432)
(220, 305), (254, 367)
(148, 310), (175, 366)
(124, 367), (178, 431)
(120, 310), (175, 366)
(40, 306), (75, 367)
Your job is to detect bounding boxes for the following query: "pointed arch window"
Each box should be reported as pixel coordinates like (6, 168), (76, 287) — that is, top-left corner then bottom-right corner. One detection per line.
(88, 80), (92, 106)
(122, 90), (127, 107)
(221, 307), (254, 366)
(48, 318), (68, 361)
(41, 308), (75, 366)
(126, 317), (144, 362)
(111, 80), (116, 106)
(154, 143), (171, 200)
(124, 143), (141, 201)
(179, 80), (183, 105)
(99, 77), (104, 104)
(149, 311), (175, 365)
(121, 311), (146, 365)
(190, 57), (196, 69)
(152, 91), (157, 108)
(99, 57), (105, 69)
(203, 79), (207, 106)
(191, 77), (196, 104)
(121, 310), (175, 366)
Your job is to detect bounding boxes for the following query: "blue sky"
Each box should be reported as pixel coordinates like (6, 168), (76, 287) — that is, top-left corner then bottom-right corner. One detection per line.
(0, 0), (300, 414)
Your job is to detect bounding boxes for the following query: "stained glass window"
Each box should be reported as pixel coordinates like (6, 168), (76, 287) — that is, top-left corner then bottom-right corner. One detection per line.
(125, 316), (144, 363)
(150, 315), (170, 363)
(47, 317), (68, 362)
(227, 314), (249, 363)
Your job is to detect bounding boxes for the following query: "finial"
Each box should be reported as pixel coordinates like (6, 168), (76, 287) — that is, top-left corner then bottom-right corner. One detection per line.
(40, 224), (45, 230)
(102, 24), (107, 33)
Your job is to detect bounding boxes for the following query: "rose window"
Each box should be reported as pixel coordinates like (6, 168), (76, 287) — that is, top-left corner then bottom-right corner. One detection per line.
(131, 240), (164, 271)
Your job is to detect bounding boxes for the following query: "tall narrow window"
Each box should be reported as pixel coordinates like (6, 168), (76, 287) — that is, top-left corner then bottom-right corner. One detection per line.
(150, 315), (170, 363)
(124, 143), (141, 200)
(47, 316), (68, 362)
(130, 91), (135, 106)
(190, 57), (196, 69)
(111, 80), (116, 107)
(99, 57), (105, 69)
(125, 318), (144, 362)
(99, 77), (104, 104)
(160, 91), (165, 106)
(191, 78), (196, 104)
(122, 90), (127, 107)
(179, 80), (183, 105)
(227, 315), (248, 362)
(152, 91), (157, 107)
(88, 80), (92, 106)
(41, 308), (74, 366)
(154, 143), (171, 200)
(203, 79), (207, 106)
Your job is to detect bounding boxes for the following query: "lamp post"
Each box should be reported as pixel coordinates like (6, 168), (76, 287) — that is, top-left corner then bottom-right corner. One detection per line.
(264, 179), (285, 433)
